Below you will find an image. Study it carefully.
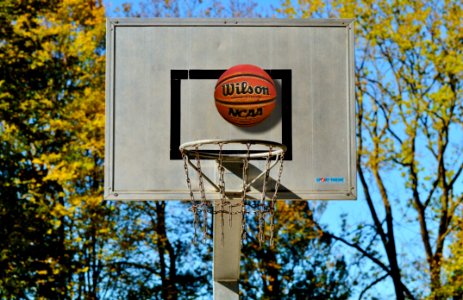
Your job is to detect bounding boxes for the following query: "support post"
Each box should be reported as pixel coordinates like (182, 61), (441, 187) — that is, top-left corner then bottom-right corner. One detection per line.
(213, 198), (242, 300)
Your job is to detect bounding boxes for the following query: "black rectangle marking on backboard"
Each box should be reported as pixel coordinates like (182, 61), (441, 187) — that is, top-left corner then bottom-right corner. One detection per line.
(170, 69), (292, 160)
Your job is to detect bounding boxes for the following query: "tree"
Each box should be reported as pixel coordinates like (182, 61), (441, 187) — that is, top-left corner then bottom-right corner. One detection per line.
(0, 0), (113, 297)
(439, 219), (463, 299)
(281, 0), (463, 298)
(241, 201), (351, 299)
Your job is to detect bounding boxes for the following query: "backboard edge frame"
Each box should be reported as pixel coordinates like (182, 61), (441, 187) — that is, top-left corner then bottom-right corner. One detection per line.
(106, 17), (356, 28)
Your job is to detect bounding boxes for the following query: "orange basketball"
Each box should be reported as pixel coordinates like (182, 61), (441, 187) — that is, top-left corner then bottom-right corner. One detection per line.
(214, 64), (276, 127)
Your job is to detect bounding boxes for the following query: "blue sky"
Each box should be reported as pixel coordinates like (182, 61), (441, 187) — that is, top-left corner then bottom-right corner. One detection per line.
(104, 0), (286, 17)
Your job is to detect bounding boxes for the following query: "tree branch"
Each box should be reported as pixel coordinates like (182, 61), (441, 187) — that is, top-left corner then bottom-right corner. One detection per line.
(323, 231), (390, 275)
(107, 261), (160, 276)
(358, 273), (388, 300)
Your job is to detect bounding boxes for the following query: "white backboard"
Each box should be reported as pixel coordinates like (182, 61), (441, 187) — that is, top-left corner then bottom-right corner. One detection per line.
(105, 18), (356, 201)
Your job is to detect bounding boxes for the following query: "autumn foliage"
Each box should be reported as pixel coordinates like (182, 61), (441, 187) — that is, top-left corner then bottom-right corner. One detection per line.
(1, 0), (107, 297)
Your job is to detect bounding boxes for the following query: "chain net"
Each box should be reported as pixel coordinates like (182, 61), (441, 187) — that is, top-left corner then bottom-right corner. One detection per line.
(180, 139), (286, 246)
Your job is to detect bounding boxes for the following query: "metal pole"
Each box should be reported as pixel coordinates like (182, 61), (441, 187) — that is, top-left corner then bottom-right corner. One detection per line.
(213, 198), (242, 300)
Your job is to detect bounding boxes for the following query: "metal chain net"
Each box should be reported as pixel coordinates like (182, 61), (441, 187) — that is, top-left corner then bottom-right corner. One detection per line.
(180, 140), (285, 246)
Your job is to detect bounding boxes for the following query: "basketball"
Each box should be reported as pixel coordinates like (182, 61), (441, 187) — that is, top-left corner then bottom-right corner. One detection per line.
(214, 64), (276, 127)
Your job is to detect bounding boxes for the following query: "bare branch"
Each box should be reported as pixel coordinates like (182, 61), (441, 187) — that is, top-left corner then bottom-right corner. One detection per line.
(358, 273), (388, 300)
(357, 162), (389, 249)
(107, 261), (160, 276)
(324, 231), (391, 275)
(449, 162), (463, 188)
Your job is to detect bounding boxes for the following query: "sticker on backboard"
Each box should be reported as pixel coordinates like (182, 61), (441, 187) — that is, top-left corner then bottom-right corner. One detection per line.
(316, 177), (346, 184)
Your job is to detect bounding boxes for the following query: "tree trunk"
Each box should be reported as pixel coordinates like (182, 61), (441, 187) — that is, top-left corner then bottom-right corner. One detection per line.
(154, 202), (179, 300)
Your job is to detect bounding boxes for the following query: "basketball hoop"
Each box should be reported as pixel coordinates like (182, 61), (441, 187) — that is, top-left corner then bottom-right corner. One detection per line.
(179, 139), (286, 246)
